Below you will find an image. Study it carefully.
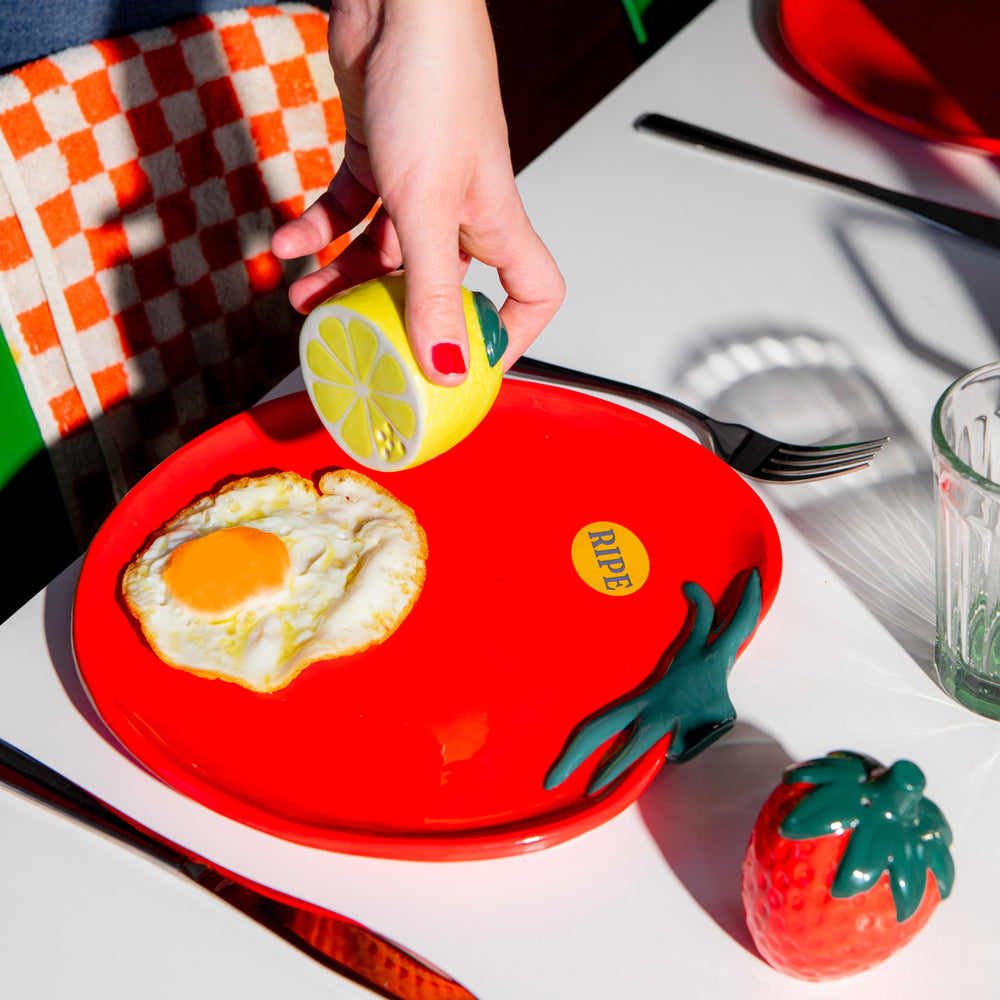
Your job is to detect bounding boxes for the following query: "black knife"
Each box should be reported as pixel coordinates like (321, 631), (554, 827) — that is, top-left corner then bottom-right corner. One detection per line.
(0, 736), (477, 1000)
(634, 112), (1000, 251)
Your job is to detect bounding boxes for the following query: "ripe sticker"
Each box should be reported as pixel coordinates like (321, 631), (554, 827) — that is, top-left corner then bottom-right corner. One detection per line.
(571, 522), (650, 596)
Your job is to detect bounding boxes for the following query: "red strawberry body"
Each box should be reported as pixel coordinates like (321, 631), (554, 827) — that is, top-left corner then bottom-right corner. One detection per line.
(742, 752), (953, 981)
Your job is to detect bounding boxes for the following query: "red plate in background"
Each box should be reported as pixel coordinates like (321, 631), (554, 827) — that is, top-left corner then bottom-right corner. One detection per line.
(72, 380), (781, 861)
(779, 0), (1000, 153)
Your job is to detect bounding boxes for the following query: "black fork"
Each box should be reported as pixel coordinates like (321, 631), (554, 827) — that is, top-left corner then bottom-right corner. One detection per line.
(511, 357), (887, 482)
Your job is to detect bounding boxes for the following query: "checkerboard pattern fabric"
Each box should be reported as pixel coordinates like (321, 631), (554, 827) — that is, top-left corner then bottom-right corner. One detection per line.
(0, 4), (348, 548)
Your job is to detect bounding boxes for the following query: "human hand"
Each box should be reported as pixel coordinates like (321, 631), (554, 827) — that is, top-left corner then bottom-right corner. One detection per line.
(270, 0), (565, 386)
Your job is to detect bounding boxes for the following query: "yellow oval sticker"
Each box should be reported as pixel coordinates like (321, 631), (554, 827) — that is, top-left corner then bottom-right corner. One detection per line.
(571, 522), (650, 596)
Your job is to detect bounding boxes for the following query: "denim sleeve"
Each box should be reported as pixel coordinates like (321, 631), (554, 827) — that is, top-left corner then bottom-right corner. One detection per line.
(0, 0), (260, 73)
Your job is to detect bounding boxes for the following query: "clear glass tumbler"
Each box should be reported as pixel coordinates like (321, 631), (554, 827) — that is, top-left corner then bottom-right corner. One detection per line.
(933, 361), (1000, 720)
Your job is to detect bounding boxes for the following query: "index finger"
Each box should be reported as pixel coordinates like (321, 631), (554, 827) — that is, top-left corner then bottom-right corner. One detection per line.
(392, 197), (472, 387)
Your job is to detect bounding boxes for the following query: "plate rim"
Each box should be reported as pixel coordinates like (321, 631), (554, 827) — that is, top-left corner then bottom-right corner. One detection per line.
(777, 0), (1000, 153)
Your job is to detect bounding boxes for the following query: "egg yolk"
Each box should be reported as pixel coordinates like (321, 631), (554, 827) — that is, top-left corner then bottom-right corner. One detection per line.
(163, 526), (291, 615)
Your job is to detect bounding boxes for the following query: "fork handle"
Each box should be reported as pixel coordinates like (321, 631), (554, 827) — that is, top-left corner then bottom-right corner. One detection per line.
(510, 356), (715, 448)
(634, 112), (1000, 251)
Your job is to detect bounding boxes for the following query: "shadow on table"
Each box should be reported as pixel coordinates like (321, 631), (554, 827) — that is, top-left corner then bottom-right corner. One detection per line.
(751, 0), (1000, 212)
(829, 210), (1000, 378)
(638, 720), (792, 956)
(674, 325), (940, 683)
(752, 0), (1000, 360)
(43, 562), (128, 755)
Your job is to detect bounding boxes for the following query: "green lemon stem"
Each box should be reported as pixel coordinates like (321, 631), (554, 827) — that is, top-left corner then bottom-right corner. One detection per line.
(472, 292), (508, 367)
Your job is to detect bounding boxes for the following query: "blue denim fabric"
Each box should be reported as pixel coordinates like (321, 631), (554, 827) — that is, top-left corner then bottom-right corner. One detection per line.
(0, 0), (258, 72)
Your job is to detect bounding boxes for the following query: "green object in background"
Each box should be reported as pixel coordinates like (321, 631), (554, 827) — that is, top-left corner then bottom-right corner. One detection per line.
(620, 0), (655, 43)
(0, 325), (44, 492)
(0, 322), (79, 624)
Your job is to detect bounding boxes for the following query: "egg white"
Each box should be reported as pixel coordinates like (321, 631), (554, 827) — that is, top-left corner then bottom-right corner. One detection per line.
(122, 470), (427, 692)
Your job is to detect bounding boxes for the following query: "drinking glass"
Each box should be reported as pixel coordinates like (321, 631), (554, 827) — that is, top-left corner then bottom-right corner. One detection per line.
(933, 361), (1000, 719)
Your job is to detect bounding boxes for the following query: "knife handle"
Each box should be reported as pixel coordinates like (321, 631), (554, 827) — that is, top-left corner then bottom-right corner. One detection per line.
(634, 112), (1000, 251)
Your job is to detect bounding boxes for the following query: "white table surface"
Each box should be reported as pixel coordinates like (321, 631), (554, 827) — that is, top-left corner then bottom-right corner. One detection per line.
(4, 0), (1000, 996)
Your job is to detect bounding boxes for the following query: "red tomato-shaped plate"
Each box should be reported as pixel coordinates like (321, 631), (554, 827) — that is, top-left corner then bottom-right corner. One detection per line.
(73, 380), (781, 861)
(779, 0), (1000, 153)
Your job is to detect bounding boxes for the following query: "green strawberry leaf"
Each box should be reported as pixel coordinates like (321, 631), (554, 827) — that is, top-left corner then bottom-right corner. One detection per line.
(778, 781), (865, 839)
(917, 801), (956, 901)
(831, 818), (894, 897)
(779, 752), (954, 923)
(784, 752), (870, 789)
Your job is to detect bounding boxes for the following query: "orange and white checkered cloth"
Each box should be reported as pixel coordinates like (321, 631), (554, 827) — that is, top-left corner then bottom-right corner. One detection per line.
(0, 4), (348, 548)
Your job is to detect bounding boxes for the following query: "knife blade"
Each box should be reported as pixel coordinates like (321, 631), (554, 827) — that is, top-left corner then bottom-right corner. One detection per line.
(0, 737), (477, 1000)
(634, 112), (1000, 252)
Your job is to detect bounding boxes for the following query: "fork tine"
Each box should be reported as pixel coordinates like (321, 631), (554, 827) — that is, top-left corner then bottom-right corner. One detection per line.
(760, 436), (888, 480)
(758, 460), (875, 483)
(769, 448), (881, 470)
(773, 437), (889, 460)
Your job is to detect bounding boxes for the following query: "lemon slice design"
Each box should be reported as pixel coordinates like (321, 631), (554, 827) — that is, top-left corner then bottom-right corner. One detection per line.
(299, 274), (508, 472)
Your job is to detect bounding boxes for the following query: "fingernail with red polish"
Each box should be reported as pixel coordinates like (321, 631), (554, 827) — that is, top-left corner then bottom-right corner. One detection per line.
(432, 343), (466, 375)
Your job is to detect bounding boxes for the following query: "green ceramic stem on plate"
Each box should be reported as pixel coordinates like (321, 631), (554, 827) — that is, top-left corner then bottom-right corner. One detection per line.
(544, 567), (762, 794)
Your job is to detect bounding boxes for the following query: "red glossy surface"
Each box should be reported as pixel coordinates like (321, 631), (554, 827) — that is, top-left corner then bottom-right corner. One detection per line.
(779, 0), (1000, 152)
(72, 381), (781, 861)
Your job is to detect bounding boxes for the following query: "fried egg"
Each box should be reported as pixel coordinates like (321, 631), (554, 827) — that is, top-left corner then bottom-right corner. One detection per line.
(122, 470), (427, 692)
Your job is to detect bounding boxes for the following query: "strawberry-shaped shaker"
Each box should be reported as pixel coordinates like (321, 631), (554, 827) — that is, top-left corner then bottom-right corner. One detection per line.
(742, 750), (954, 981)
